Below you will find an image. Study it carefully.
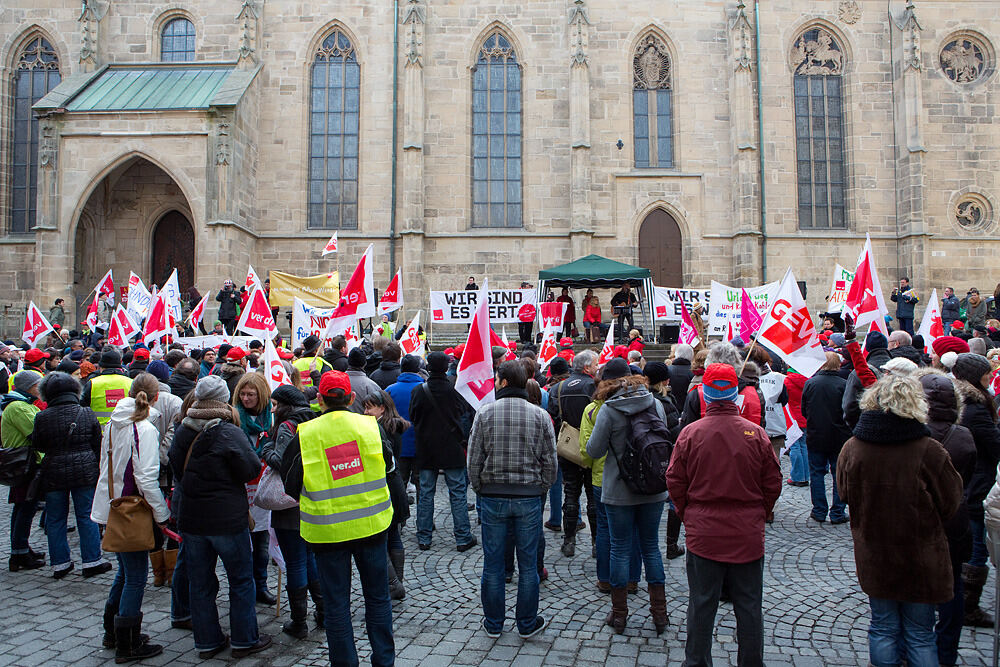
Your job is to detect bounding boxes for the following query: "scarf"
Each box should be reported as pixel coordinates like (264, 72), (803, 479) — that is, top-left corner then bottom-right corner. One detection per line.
(237, 402), (273, 454)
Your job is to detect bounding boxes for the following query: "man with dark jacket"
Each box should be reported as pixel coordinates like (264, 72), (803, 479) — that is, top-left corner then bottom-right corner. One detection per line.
(666, 363), (782, 666)
(891, 277), (919, 335)
(468, 360), (557, 639)
(128, 348), (150, 378)
(323, 335), (350, 372)
(801, 352), (852, 524)
(408, 352), (476, 551)
(941, 287), (961, 334)
(169, 358), (199, 399)
(370, 341), (402, 389)
(667, 344), (695, 398)
(168, 376), (271, 659)
(888, 330), (924, 365)
(842, 330), (893, 428)
(215, 280), (240, 335)
(546, 350), (598, 557)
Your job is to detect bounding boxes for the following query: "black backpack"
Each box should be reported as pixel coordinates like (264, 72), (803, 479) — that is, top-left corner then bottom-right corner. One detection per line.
(610, 403), (673, 496)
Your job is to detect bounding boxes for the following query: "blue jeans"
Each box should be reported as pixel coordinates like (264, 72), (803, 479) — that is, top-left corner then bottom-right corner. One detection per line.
(594, 487), (641, 585)
(807, 449), (846, 521)
(604, 501), (665, 588)
(480, 496), (543, 634)
(313, 534), (395, 667)
(868, 597), (938, 667)
(106, 551), (149, 618)
(44, 487), (102, 569)
(416, 468), (472, 547)
(274, 528), (318, 591)
(10, 500), (38, 554)
(171, 540), (190, 622)
(547, 466), (563, 527)
(788, 435), (808, 483)
(183, 530), (260, 651)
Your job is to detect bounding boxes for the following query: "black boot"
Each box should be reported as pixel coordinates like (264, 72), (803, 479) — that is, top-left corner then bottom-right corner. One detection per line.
(282, 587), (310, 639)
(665, 509), (685, 560)
(388, 560), (406, 600)
(103, 606), (149, 649)
(308, 579), (324, 629)
(963, 563), (995, 627)
(114, 615), (162, 664)
(389, 549), (405, 583)
(560, 533), (576, 558)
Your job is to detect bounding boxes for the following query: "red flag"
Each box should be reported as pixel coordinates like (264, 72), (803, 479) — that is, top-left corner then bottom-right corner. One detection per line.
(455, 280), (495, 409)
(843, 236), (889, 329)
(332, 244), (376, 320)
(400, 311), (425, 357)
(142, 294), (171, 344)
(537, 328), (559, 369)
(725, 320), (735, 343)
(739, 288), (764, 341)
(538, 302), (567, 332)
(245, 264), (263, 291)
(187, 294), (209, 330)
(107, 306), (140, 347)
(21, 301), (54, 346)
(756, 269), (826, 378)
(598, 320), (616, 365)
(378, 270), (403, 315)
(84, 293), (99, 329)
(678, 299), (701, 347)
(236, 286), (278, 338)
(264, 337), (292, 391)
(95, 269), (115, 303)
(500, 328), (516, 361)
(321, 231), (338, 256)
(916, 288), (944, 350)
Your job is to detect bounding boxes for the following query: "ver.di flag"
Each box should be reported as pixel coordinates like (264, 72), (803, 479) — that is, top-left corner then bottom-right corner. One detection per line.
(332, 244), (376, 320)
(21, 301), (54, 346)
(264, 337), (292, 392)
(378, 270), (403, 315)
(537, 328), (559, 370)
(142, 294), (172, 344)
(400, 310), (425, 357)
(187, 294), (209, 331)
(679, 299), (701, 348)
(245, 264), (264, 292)
(455, 280), (495, 409)
(598, 320), (616, 365)
(95, 269), (115, 303)
(107, 306), (141, 347)
(916, 288), (944, 352)
(755, 268), (827, 378)
(321, 231), (338, 256)
(237, 286), (278, 338)
(844, 235), (889, 331)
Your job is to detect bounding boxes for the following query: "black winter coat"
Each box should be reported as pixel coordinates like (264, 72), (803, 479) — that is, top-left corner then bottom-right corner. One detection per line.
(667, 359), (694, 399)
(168, 372), (196, 399)
(323, 349), (350, 372)
(169, 418), (261, 535)
(547, 371), (597, 430)
(370, 361), (401, 390)
(409, 373), (473, 470)
(32, 394), (102, 492)
(959, 383), (1000, 518)
(215, 288), (239, 320)
(127, 361), (149, 379)
(801, 370), (852, 455)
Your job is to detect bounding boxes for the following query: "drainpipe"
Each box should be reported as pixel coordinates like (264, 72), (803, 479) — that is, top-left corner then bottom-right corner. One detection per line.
(753, 0), (767, 283)
(389, 0), (399, 276)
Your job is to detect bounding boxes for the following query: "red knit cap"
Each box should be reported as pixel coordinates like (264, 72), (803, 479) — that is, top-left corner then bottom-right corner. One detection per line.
(931, 336), (970, 357)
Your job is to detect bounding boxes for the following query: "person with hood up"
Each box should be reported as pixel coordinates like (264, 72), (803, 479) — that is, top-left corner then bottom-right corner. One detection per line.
(586, 358), (670, 635)
(90, 373), (171, 662)
(800, 352), (852, 524)
(917, 369), (977, 666)
(837, 374), (963, 667)
(259, 385), (323, 639)
(168, 375), (271, 660)
(33, 372), (109, 580)
(2, 371), (45, 572)
(950, 352), (1000, 628)
(667, 363), (782, 666)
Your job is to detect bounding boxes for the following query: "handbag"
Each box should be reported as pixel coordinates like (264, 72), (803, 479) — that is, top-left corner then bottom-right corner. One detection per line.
(101, 424), (156, 553)
(254, 466), (298, 510)
(553, 381), (586, 466)
(0, 447), (34, 486)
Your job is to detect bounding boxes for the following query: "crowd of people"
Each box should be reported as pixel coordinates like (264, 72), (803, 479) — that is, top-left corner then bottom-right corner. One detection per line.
(3, 277), (1000, 667)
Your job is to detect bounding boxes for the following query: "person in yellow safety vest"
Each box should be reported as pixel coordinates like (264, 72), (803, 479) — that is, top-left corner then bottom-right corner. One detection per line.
(293, 335), (333, 413)
(279, 370), (395, 667)
(79, 347), (132, 425)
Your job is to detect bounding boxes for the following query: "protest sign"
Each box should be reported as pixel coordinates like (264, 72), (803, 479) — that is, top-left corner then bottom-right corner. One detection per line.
(291, 297), (336, 350)
(826, 264), (855, 313)
(429, 289), (537, 324)
(652, 287), (711, 322)
(706, 281), (778, 337)
(268, 271), (340, 307)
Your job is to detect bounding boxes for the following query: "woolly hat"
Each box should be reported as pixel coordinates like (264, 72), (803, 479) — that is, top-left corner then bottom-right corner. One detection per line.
(147, 360), (171, 383)
(864, 330), (888, 352)
(952, 353), (992, 387)
(642, 361), (670, 387)
(12, 370), (42, 395)
(40, 371), (80, 401)
(68, 349), (85, 362)
(194, 375), (230, 403)
(883, 357), (918, 376)
(601, 358), (630, 381)
(427, 351), (450, 374)
(932, 336), (969, 357)
(271, 384), (309, 408)
(401, 354), (422, 373)
(347, 348), (367, 369)
(703, 363), (739, 403)
(56, 358), (80, 375)
(830, 333), (847, 348)
(549, 357), (570, 377)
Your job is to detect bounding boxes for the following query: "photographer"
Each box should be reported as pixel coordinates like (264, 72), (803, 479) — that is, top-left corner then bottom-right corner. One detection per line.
(215, 280), (240, 335)
(889, 277), (919, 335)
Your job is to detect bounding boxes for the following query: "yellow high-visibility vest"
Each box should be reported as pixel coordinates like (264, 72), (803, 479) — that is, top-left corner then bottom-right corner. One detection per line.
(297, 410), (392, 544)
(90, 373), (133, 425)
(293, 357), (332, 413)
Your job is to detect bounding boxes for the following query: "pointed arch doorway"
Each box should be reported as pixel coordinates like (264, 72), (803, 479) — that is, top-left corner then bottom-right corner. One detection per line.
(152, 210), (195, 292)
(638, 208), (682, 286)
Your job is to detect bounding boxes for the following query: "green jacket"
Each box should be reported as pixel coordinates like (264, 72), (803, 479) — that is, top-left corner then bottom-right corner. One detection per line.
(579, 399), (604, 487)
(0, 392), (40, 454)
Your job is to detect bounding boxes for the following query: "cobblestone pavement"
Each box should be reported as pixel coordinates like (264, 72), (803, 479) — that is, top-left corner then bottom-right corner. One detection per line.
(1, 459), (997, 666)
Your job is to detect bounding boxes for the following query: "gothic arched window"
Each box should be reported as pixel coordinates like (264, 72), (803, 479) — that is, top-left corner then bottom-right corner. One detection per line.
(472, 32), (522, 228)
(308, 29), (360, 229)
(791, 27), (846, 229)
(161, 18), (195, 62)
(9, 36), (60, 234)
(633, 34), (673, 169)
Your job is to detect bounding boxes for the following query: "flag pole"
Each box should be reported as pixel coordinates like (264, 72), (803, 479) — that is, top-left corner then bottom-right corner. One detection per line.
(739, 336), (758, 376)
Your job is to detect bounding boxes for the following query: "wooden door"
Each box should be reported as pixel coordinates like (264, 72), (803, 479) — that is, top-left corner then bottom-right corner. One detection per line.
(638, 209), (682, 286)
(151, 211), (195, 291)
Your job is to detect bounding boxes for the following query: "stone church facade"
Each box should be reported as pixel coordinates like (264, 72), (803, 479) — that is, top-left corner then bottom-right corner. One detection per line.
(0, 0), (997, 327)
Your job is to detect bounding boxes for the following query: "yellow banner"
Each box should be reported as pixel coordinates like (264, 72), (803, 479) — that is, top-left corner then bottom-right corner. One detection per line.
(269, 271), (340, 307)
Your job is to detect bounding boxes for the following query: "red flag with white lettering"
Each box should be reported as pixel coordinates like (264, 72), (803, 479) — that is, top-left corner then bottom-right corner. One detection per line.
(245, 264), (263, 292)
(400, 311), (425, 357)
(755, 268), (827, 378)
(844, 235), (889, 330)
(679, 299), (701, 347)
(142, 294), (172, 344)
(456, 280), (495, 409)
(321, 231), (338, 256)
(537, 302), (567, 332)
(537, 328), (559, 370)
(187, 294), (209, 331)
(598, 320), (616, 365)
(21, 301), (54, 346)
(264, 337), (292, 391)
(95, 269), (115, 304)
(107, 306), (140, 347)
(377, 270), (403, 315)
(236, 286), (278, 338)
(332, 244), (376, 320)
(916, 288), (944, 351)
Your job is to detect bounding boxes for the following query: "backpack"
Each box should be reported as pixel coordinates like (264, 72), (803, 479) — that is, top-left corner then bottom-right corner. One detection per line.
(610, 402), (673, 496)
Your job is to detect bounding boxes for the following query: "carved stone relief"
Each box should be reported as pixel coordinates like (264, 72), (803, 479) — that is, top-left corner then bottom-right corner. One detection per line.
(633, 35), (671, 90)
(940, 36), (987, 83)
(791, 29), (843, 76)
(838, 1), (861, 25)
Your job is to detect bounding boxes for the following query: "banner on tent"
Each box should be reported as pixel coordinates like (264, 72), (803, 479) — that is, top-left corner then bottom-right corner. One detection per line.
(706, 281), (778, 337)
(429, 289), (536, 324)
(652, 287), (711, 322)
(268, 271), (340, 307)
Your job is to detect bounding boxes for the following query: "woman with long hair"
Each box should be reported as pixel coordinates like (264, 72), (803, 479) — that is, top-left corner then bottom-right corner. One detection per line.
(91, 372), (170, 662)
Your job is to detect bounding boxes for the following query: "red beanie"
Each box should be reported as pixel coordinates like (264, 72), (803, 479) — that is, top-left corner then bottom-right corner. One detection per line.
(932, 336), (970, 357)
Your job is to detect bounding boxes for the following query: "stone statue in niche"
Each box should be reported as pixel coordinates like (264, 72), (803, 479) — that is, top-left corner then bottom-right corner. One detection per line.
(791, 29), (843, 76)
(633, 35), (671, 90)
(941, 39), (985, 83)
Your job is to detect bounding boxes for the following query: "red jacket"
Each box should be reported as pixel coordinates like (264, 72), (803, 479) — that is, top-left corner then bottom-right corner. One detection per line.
(783, 372), (807, 428)
(628, 338), (645, 354)
(667, 401), (782, 563)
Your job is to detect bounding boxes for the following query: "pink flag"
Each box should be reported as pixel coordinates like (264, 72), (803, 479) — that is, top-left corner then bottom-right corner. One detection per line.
(755, 269), (827, 378)
(739, 288), (764, 341)
(321, 232), (338, 256)
(21, 301), (54, 346)
(678, 299), (701, 347)
(455, 280), (495, 409)
(598, 320), (616, 365)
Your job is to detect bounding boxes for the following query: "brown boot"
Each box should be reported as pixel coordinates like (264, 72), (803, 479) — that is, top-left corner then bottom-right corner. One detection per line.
(605, 587), (628, 634)
(149, 551), (165, 587)
(649, 583), (668, 634)
(162, 549), (178, 588)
